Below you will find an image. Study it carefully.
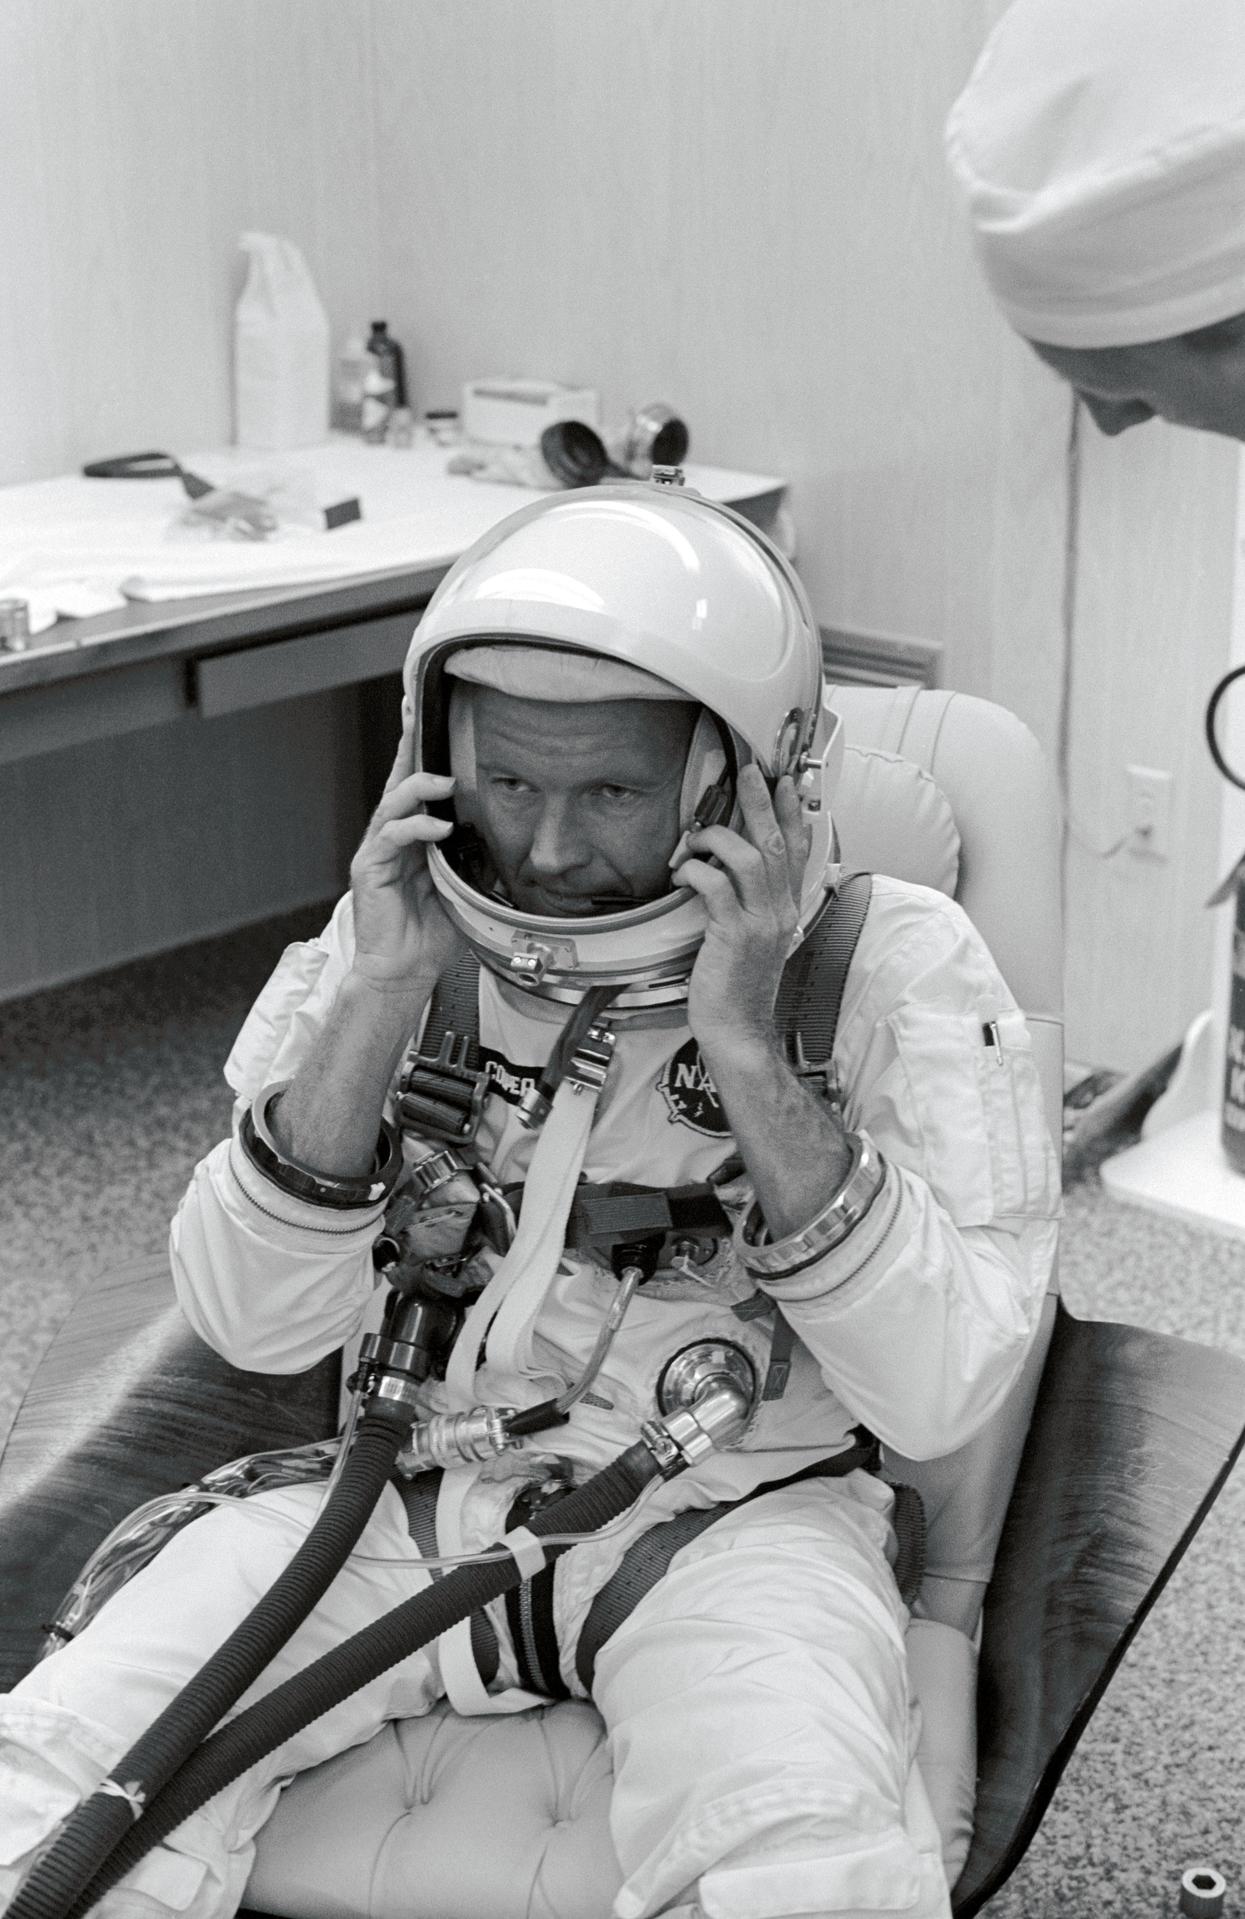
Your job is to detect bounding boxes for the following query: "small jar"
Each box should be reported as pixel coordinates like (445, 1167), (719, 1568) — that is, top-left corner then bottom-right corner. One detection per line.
(0, 599), (32, 652)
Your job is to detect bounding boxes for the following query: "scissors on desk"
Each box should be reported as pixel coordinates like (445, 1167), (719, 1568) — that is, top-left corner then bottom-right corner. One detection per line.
(82, 450), (216, 497)
(81, 450), (360, 538)
(83, 450), (277, 539)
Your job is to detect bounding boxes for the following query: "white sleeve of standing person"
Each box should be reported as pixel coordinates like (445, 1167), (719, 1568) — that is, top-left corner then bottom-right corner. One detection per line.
(170, 893), (393, 1373)
(752, 878), (1061, 1461)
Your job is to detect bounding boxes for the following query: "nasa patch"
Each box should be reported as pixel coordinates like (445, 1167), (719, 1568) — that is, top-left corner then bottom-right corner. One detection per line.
(658, 1037), (730, 1136)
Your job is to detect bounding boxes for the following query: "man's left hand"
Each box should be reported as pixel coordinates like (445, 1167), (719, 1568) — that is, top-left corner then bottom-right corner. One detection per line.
(673, 763), (812, 1057)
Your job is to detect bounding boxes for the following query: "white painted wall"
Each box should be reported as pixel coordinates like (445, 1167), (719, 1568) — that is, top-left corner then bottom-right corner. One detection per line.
(1, 0), (1235, 1069)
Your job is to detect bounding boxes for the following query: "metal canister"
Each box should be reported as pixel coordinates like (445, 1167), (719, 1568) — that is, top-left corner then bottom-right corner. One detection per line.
(1222, 861), (1245, 1172)
(618, 402), (690, 477)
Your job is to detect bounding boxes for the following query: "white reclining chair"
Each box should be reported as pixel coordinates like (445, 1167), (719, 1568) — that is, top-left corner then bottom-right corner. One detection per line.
(2, 683), (1242, 1918)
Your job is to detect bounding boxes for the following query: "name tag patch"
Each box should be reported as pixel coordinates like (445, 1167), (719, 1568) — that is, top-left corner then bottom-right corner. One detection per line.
(479, 1046), (542, 1109)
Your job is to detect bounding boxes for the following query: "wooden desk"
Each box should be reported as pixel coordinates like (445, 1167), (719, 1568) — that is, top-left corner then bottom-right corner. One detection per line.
(0, 459), (785, 1000)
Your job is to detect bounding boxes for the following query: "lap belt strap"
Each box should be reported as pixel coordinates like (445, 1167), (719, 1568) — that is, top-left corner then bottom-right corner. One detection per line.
(394, 1469), (500, 1686)
(396, 1445), (922, 1703)
(503, 1482), (572, 1700)
(574, 1434), (929, 1695)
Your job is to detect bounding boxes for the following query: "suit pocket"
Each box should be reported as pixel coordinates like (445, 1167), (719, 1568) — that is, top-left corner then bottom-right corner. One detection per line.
(883, 1004), (1057, 1227)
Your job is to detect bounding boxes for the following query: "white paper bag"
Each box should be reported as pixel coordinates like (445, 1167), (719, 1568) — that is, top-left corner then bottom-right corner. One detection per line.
(234, 232), (331, 450)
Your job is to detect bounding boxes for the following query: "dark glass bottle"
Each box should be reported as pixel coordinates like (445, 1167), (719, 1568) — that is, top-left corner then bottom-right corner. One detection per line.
(362, 321), (408, 443)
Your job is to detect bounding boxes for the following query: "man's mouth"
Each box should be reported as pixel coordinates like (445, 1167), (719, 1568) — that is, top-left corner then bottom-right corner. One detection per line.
(528, 886), (633, 916)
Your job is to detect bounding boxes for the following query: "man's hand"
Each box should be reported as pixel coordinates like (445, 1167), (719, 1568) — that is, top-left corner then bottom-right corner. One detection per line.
(350, 706), (464, 992)
(267, 711), (466, 1179)
(673, 764), (812, 1060)
(673, 765), (853, 1237)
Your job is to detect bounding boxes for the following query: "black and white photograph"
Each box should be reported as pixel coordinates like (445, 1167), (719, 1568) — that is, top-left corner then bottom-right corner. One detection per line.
(0, 5), (1242, 1917)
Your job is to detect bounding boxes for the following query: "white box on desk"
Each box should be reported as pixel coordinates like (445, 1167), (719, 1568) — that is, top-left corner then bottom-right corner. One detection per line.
(461, 379), (600, 447)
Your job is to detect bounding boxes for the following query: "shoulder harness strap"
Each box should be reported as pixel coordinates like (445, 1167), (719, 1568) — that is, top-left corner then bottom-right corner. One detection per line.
(774, 871), (873, 1079)
(421, 947), (485, 1065)
(394, 949), (488, 1144)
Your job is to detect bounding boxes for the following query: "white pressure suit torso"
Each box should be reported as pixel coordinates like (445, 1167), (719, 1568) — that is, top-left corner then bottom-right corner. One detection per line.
(0, 874), (1059, 1919)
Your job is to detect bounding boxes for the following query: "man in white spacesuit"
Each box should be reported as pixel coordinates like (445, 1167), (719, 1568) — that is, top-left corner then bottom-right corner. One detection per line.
(0, 483), (1059, 1919)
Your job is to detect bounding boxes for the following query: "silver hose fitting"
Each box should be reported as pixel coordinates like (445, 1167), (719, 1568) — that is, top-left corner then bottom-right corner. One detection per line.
(640, 1379), (754, 1477)
(398, 1405), (518, 1473)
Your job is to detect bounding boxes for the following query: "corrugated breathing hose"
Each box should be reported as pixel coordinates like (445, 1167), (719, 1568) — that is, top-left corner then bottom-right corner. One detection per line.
(53, 1439), (662, 1919)
(8, 1404), (412, 1919)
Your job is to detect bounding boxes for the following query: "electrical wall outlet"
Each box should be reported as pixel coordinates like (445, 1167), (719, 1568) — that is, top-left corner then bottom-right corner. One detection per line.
(1125, 764), (1173, 859)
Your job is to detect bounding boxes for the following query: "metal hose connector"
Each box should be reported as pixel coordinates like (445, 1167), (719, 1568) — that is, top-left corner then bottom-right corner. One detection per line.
(398, 1405), (516, 1472)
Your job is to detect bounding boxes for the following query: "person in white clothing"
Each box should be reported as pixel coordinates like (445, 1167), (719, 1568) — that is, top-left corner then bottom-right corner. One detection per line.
(0, 483), (1059, 1919)
(946, 0), (1245, 442)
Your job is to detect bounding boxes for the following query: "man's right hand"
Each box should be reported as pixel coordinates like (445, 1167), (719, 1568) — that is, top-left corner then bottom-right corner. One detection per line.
(349, 705), (465, 992)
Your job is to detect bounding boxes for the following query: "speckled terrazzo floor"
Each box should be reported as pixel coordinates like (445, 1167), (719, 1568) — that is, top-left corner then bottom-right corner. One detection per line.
(0, 921), (1242, 1919)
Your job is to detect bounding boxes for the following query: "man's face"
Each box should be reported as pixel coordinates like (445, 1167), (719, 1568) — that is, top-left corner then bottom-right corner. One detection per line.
(468, 687), (695, 917)
(1030, 314), (1245, 439)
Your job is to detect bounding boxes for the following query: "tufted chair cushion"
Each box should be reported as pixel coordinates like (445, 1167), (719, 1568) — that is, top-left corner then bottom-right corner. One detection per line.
(245, 1620), (977, 1919)
(246, 1701), (621, 1919)
(244, 684), (1063, 1918)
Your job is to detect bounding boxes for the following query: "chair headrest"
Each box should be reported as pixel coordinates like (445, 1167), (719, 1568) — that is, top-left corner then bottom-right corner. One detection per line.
(835, 743), (961, 896)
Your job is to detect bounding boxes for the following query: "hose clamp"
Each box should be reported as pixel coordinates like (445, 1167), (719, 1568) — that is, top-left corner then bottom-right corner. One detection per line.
(640, 1380), (753, 1477)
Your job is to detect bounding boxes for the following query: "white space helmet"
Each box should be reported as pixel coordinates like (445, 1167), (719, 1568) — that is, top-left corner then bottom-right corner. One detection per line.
(404, 477), (843, 1009)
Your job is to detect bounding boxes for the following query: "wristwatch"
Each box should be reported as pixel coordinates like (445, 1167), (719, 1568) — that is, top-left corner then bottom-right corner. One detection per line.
(736, 1130), (887, 1281)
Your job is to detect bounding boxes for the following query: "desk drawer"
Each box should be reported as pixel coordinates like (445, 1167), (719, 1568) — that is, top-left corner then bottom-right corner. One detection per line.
(195, 612), (418, 718)
(0, 658), (189, 764)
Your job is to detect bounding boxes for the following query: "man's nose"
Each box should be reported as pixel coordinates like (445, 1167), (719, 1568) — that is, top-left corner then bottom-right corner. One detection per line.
(1081, 392), (1155, 436)
(528, 798), (587, 873)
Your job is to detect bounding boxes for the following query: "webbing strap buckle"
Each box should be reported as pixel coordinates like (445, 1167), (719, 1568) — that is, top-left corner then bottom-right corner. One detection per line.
(396, 1032), (491, 1144)
(565, 1022), (616, 1095)
(786, 1032), (842, 1112)
(517, 1022), (615, 1131)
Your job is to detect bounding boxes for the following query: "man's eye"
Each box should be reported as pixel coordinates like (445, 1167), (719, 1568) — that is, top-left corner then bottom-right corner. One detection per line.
(595, 785), (637, 803)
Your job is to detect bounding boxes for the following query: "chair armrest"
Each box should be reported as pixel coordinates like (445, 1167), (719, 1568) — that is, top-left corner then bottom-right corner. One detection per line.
(953, 1299), (1245, 1915)
(0, 1256), (339, 1690)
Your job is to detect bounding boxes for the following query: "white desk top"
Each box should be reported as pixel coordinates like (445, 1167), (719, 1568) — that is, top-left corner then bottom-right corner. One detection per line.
(0, 440), (785, 636)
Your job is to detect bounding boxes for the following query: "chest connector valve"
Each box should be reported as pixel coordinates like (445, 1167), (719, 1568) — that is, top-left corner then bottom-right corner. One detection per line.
(640, 1373), (756, 1477)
